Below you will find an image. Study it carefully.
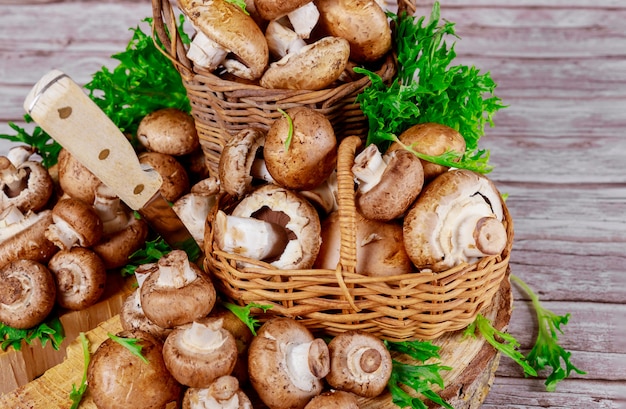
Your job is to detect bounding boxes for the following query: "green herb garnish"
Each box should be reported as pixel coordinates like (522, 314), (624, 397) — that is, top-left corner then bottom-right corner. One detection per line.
(510, 274), (586, 391)
(121, 236), (172, 276)
(355, 1), (505, 173)
(385, 340), (453, 409)
(108, 332), (149, 364)
(223, 302), (273, 336)
(0, 120), (61, 168)
(69, 333), (90, 409)
(277, 108), (294, 151)
(225, 0), (249, 14)
(0, 315), (65, 352)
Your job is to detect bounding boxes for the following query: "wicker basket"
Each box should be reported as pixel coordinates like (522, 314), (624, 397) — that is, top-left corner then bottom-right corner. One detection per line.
(151, 0), (415, 176)
(204, 136), (513, 342)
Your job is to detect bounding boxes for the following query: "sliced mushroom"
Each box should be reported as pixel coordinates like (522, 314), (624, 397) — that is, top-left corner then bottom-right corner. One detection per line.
(87, 329), (182, 409)
(248, 317), (330, 409)
(0, 259), (56, 329)
(140, 249), (216, 328)
(179, 0), (269, 80)
(0, 150), (54, 213)
(352, 143), (424, 221)
(403, 169), (507, 272)
(137, 108), (200, 156)
(183, 375), (253, 409)
(47, 247), (107, 311)
(264, 107), (337, 190)
(45, 197), (103, 250)
(138, 151), (190, 202)
(304, 390), (361, 409)
(326, 330), (392, 397)
(255, 0), (320, 39)
(0, 206), (57, 269)
(388, 122), (466, 181)
(260, 36), (350, 90)
(163, 317), (239, 388)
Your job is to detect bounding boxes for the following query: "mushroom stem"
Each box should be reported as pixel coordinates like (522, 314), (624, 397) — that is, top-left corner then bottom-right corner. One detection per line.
(0, 206), (36, 241)
(93, 184), (129, 235)
(266, 20), (307, 59)
(0, 157), (25, 197)
(155, 250), (198, 288)
(285, 338), (330, 392)
(213, 210), (289, 261)
(352, 144), (387, 194)
(187, 30), (229, 71)
(286, 2), (320, 39)
(250, 158), (275, 183)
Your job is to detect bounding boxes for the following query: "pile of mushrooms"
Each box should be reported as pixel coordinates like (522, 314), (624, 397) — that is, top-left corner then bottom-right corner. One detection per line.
(177, 0), (393, 90)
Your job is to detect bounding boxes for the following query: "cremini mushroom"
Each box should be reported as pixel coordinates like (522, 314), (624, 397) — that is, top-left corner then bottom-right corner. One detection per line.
(388, 122), (467, 181)
(214, 184), (322, 270)
(140, 249), (216, 328)
(137, 108), (200, 156)
(45, 197), (103, 250)
(325, 330), (392, 397)
(264, 107), (337, 190)
(179, 0), (269, 80)
(47, 247), (107, 311)
(255, 0), (320, 39)
(173, 177), (220, 248)
(182, 375), (253, 409)
(303, 390), (361, 409)
(0, 148), (54, 213)
(138, 151), (190, 203)
(0, 206), (57, 269)
(163, 317), (238, 388)
(56, 148), (102, 204)
(260, 36), (350, 90)
(0, 259), (56, 329)
(314, 210), (413, 277)
(315, 0), (392, 62)
(248, 317), (330, 409)
(352, 143), (424, 221)
(403, 169), (508, 272)
(87, 329), (182, 409)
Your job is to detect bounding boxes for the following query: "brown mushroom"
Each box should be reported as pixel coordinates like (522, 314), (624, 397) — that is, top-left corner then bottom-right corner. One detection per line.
(264, 107), (337, 190)
(140, 249), (216, 328)
(138, 151), (190, 203)
(313, 210), (413, 277)
(0, 259), (56, 329)
(87, 329), (182, 409)
(137, 108), (200, 156)
(182, 375), (253, 409)
(179, 0), (269, 80)
(388, 123), (466, 181)
(248, 317), (330, 409)
(45, 197), (103, 250)
(0, 149), (54, 213)
(352, 143), (424, 221)
(304, 390), (361, 409)
(47, 247), (107, 311)
(0, 206), (57, 269)
(56, 148), (102, 204)
(260, 36), (350, 90)
(403, 169), (507, 272)
(163, 317), (239, 388)
(315, 0), (392, 62)
(325, 330), (392, 397)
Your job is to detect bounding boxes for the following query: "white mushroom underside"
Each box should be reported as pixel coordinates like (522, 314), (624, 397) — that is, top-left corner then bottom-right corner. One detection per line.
(47, 216), (82, 249)
(53, 261), (89, 296)
(352, 144), (388, 194)
(181, 321), (227, 352)
(284, 341), (318, 392)
(192, 389), (242, 409)
(187, 30), (256, 80)
(0, 207), (40, 242)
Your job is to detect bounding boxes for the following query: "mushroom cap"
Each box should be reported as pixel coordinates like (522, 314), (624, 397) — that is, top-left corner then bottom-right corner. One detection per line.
(0, 259), (56, 329)
(57, 148), (102, 204)
(314, 210), (414, 277)
(0, 158), (54, 213)
(163, 318), (239, 388)
(326, 330), (392, 397)
(0, 208), (57, 269)
(140, 253), (216, 328)
(138, 151), (190, 202)
(248, 317), (330, 409)
(119, 289), (173, 341)
(403, 169), (507, 272)
(179, 0), (269, 80)
(316, 0), (391, 62)
(231, 184), (322, 270)
(389, 123), (466, 181)
(137, 108), (200, 156)
(264, 107), (337, 190)
(46, 197), (103, 249)
(355, 147), (424, 221)
(303, 390), (361, 409)
(87, 329), (182, 409)
(91, 215), (149, 269)
(260, 36), (350, 90)
(182, 376), (253, 409)
(254, 0), (313, 20)
(218, 128), (267, 197)
(47, 247), (107, 310)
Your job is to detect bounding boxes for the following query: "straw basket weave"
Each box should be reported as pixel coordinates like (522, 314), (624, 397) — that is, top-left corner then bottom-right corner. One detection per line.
(204, 136), (513, 342)
(151, 0), (416, 176)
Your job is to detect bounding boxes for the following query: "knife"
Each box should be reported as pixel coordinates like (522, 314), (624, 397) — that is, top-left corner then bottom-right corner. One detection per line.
(24, 70), (202, 260)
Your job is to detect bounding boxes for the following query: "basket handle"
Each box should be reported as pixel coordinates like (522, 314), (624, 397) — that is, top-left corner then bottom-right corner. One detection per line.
(151, 0), (194, 78)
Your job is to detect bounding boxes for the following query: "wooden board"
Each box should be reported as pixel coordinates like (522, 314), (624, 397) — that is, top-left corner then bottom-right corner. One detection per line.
(0, 276), (512, 409)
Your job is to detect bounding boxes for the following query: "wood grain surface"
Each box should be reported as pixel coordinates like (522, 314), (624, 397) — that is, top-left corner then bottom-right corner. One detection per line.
(1, 0), (625, 408)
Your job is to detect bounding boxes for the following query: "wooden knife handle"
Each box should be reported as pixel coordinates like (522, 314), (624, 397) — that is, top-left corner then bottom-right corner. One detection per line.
(23, 70), (162, 210)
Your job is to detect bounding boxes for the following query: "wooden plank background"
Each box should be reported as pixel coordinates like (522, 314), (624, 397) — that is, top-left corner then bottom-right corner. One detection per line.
(1, 0), (625, 408)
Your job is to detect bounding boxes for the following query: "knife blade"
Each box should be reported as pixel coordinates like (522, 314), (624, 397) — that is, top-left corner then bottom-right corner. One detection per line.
(24, 70), (202, 259)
